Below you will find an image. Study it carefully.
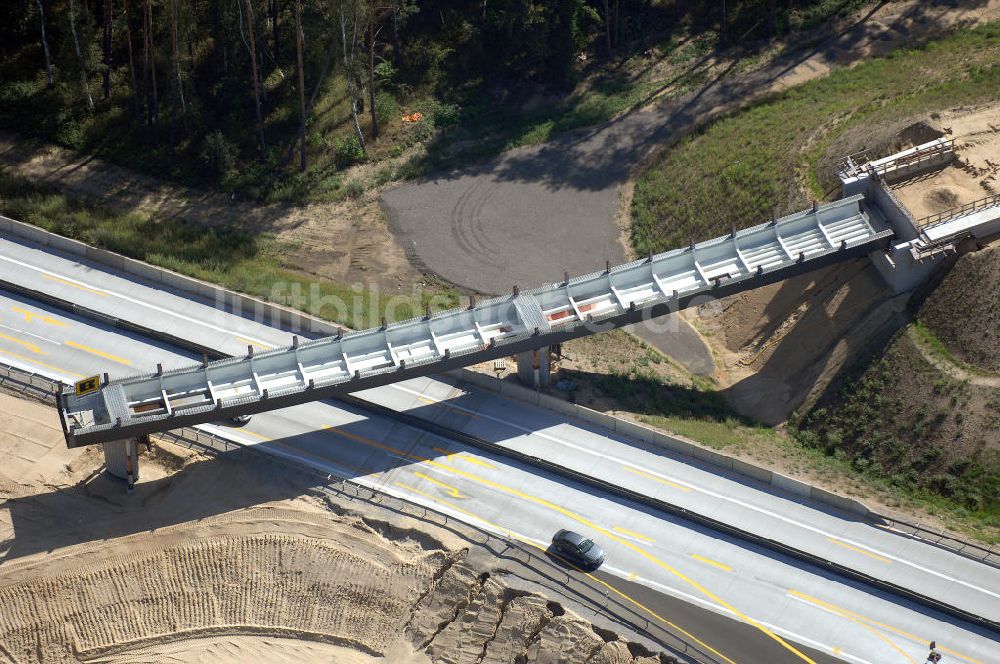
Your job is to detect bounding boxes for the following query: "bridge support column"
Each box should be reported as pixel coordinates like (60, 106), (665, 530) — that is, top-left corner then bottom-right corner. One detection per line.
(103, 438), (139, 491)
(516, 347), (550, 389)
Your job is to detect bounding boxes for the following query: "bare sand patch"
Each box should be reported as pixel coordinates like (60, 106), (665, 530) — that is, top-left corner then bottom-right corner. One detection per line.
(85, 634), (389, 664)
(0, 395), (667, 664)
(890, 102), (1000, 223)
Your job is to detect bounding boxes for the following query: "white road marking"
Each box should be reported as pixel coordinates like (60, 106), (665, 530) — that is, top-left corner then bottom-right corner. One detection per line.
(603, 565), (878, 664)
(0, 322), (62, 345)
(0, 254), (275, 347)
(388, 382), (1000, 602)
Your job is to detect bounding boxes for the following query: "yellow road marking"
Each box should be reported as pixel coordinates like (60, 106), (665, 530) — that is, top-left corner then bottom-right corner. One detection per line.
(10, 306), (67, 327)
(613, 526), (655, 543)
(323, 424), (431, 463)
(42, 274), (108, 296)
(414, 471), (463, 498)
(431, 446), (457, 464)
(236, 336), (273, 349)
(456, 453), (495, 469)
(826, 538), (891, 563)
(691, 554), (732, 572)
(239, 428), (273, 441)
(418, 394), (479, 418)
(0, 349), (85, 378)
(390, 481), (737, 664)
(65, 340), (132, 366)
(432, 446), (498, 470)
(790, 590), (915, 663)
(623, 466), (691, 491)
(627, 571), (638, 581)
(0, 331), (46, 355)
(332, 425), (814, 663)
(788, 590), (982, 664)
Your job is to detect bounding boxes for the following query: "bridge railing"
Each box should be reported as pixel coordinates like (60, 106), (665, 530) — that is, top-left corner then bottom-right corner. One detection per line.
(868, 138), (955, 179)
(918, 192), (1000, 230)
(877, 518), (1000, 570)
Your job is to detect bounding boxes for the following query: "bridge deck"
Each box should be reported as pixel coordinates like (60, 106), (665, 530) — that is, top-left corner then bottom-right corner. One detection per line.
(60, 195), (891, 447)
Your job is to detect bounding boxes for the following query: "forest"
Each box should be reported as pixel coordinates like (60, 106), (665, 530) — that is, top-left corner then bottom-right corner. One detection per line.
(0, 0), (871, 200)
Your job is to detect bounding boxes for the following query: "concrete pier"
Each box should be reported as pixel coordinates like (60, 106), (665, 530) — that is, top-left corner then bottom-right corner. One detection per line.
(102, 438), (139, 489)
(516, 347), (551, 388)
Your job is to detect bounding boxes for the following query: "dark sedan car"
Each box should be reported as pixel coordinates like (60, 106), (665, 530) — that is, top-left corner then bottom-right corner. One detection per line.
(551, 529), (606, 570)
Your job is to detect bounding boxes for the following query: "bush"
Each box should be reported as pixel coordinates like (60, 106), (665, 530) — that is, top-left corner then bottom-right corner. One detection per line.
(199, 130), (237, 181)
(375, 91), (398, 125)
(55, 120), (86, 150)
(334, 134), (366, 169)
(423, 99), (460, 127)
(345, 179), (365, 198)
(409, 118), (436, 143)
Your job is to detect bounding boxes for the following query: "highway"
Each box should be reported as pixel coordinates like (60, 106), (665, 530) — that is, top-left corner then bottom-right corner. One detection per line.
(0, 234), (998, 663)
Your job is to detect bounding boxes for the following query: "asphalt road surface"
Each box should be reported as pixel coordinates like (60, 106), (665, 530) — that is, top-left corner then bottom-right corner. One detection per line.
(381, 1), (988, 295)
(1, 236), (999, 663)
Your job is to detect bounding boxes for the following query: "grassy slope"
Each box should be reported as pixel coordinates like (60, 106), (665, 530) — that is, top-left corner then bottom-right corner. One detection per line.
(624, 23), (1000, 539)
(796, 246), (1000, 529)
(0, 171), (457, 329)
(552, 328), (1000, 542)
(630, 22), (1000, 255)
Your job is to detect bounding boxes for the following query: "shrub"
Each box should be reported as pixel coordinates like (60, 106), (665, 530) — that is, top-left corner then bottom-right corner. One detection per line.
(345, 179), (365, 198)
(375, 91), (398, 125)
(424, 99), (460, 127)
(55, 120), (85, 150)
(199, 130), (237, 181)
(334, 134), (366, 169)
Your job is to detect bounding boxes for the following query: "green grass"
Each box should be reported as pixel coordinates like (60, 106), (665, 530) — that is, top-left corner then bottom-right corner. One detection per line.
(911, 320), (1000, 378)
(630, 22), (1000, 255)
(640, 414), (779, 451)
(0, 170), (458, 329)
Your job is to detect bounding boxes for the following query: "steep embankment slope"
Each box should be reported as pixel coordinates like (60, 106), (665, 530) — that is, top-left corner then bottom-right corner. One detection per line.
(796, 244), (1000, 532)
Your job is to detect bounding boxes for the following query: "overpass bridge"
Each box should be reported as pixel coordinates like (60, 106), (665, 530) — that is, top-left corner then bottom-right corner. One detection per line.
(56, 135), (1000, 456)
(59, 194), (892, 449)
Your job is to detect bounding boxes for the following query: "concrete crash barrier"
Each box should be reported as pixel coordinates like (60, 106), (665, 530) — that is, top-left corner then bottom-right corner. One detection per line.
(1, 214), (991, 565)
(450, 367), (870, 517)
(0, 214), (343, 338)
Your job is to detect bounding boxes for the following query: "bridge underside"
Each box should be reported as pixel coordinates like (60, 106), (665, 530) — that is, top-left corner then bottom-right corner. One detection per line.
(60, 195), (891, 447)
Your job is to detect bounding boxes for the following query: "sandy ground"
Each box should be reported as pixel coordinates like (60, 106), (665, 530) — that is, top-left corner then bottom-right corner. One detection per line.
(890, 103), (1000, 223)
(0, 393), (668, 664)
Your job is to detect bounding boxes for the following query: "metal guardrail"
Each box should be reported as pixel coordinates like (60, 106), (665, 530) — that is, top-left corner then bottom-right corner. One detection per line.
(918, 193), (1000, 229)
(0, 362), (716, 664)
(0, 363), (59, 404)
(2, 287), (998, 634)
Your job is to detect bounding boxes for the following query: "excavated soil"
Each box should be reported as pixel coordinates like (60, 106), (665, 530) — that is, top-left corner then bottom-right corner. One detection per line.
(890, 103), (1000, 223)
(0, 393), (668, 664)
(692, 105), (1000, 425)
